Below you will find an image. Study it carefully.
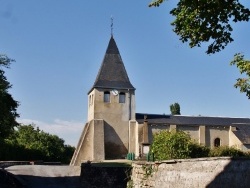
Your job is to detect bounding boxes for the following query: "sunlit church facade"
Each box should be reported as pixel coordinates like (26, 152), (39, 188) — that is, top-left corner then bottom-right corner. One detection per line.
(70, 35), (250, 166)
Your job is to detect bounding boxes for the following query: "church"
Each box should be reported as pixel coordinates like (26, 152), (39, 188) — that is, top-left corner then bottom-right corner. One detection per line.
(70, 35), (250, 166)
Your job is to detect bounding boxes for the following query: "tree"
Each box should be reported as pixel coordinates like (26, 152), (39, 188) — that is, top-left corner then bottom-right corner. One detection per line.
(170, 102), (181, 115)
(0, 55), (19, 138)
(4, 124), (75, 163)
(150, 130), (209, 160)
(1, 124), (75, 163)
(149, 1), (250, 99)
(230, 53), (250, 99)
(149, 0), (250, 54)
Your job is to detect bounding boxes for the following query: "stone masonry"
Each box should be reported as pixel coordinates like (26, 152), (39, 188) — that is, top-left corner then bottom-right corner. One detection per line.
(131, 157), (250, 188)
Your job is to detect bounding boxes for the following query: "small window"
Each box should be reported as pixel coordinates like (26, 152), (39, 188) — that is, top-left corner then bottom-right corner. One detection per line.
(104, 91), (110, 103)
(89, 95), (92, 106)
(214, 138), (221, 147)
(119, 92), (125, 103)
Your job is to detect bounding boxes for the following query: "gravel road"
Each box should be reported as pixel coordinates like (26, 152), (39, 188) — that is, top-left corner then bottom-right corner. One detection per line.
(5, 165), (81, 188)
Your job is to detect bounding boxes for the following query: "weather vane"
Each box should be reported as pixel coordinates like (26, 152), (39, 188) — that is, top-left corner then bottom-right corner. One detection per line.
(111, 16), (114, 36)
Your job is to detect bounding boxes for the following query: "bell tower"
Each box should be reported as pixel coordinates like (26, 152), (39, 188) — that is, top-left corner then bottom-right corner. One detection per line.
(71, 35), (136, 165)
(87, 35), (136, 159)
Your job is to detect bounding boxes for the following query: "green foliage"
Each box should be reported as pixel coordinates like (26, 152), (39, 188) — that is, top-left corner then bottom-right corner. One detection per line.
(0, 54), (19, 138)
(150, 130), (250, 160)
(0, 55), (75, 163)
(0, 137), (44, 161)
(1, 124), (75, 163)
(149, 0), (165, 7)
(149, 0), (250, 54)
(209, 146), (247, 157)
(149, 1), (250, 99)
(188, 142), (210, 158)
(0, 55), (14, 68)
(170, 102), (181, 115)
(142, 164), (156, 178)
(150, 130), (208, 160)
(230, 53), (250, 99)
(14, 125), (65, 160)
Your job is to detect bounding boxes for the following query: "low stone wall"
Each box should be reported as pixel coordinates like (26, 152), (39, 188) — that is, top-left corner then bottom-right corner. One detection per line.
(131, 157), (250, 188)
(0, 161), (31, 169)
(81, 162), (131, 188)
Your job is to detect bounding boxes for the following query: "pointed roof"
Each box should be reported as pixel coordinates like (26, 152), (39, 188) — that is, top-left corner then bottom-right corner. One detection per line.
(89, 36), (135, 93)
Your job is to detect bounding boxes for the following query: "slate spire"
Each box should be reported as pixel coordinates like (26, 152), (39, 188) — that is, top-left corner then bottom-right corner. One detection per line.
(90, 36), (135, 92)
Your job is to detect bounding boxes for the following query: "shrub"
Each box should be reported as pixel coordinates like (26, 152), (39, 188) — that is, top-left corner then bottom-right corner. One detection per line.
(150, 130), (190, 160)
(150, 130), (250, 161)
(189, 143), (210, 158)
(209, 146), (247, 157)
(150, 130), (209, 160)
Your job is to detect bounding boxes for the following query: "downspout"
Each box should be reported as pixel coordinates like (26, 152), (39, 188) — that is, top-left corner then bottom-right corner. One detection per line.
(128, 89), (131, 120)
(128, 89), (131, 153)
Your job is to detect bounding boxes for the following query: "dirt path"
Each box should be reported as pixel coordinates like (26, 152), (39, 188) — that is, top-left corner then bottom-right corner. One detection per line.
(6, 165), (81, 188)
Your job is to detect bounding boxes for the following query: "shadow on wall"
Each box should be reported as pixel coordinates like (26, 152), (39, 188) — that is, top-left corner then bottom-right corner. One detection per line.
(104, 122), (127, 159)
(0, 169), (24, 188)
(81, 162), (131, 188)
(206, 158), (250, 188)
(9, 175), (81, 188)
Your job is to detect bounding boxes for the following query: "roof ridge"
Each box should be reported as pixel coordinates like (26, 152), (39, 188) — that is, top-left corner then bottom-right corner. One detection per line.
(136, 113), (250, 119)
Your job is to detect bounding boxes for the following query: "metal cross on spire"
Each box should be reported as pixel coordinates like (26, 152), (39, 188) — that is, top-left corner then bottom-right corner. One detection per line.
(111, 16), (114, 36)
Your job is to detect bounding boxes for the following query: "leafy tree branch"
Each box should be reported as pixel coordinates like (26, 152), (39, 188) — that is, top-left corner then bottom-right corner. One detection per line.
(0, 55), (19, 138)
(230, 53), (250, 99)
(149, 0), (250, 54)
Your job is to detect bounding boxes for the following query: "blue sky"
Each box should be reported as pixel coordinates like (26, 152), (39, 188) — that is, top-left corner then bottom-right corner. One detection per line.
(1, 0), (249, 146)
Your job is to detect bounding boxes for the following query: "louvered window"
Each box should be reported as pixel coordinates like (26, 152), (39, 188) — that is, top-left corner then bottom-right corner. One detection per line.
(104, 91), (110, 103)
(119, 92), (125, 103)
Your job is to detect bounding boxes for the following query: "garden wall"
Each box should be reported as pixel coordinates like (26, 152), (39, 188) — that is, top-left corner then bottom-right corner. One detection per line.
(131, 157), (250, 188)
(81, 162), (131, 188)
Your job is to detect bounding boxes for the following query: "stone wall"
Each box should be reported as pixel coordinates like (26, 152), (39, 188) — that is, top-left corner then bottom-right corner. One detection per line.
(131, 157), (250, 188)
(70, 120), (105, 166)
(81, 162), (131, 188)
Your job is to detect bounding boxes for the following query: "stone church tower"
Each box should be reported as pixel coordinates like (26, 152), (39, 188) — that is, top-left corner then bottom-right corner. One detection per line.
(70, 36), (136, 165)
(70, 35), (250, 166)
